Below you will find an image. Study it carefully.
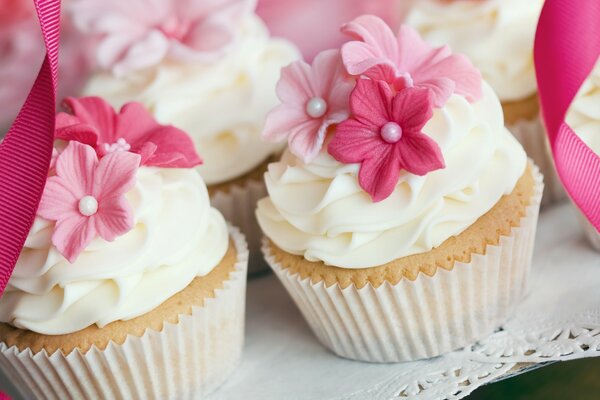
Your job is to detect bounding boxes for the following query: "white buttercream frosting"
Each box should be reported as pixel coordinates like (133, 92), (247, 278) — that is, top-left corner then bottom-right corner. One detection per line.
(84, 14), (300, 185)
(566, 57), (600, 155)
(256, 83), (527, 268)
(406, 0), (544, 102)
(0, 167), (229, 335)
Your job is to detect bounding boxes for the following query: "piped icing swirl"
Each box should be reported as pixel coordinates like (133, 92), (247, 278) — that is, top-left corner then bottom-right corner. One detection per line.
(257, 83), (526, 268)
(566, 57), (600, 155)
(0, 167), (229, 335)
(405, 0), (544, 102)
(84, 14), (300, 185)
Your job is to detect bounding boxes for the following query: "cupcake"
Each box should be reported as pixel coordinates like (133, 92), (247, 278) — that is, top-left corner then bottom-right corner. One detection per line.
(0, 97), (249, 398)
(565, 57), (600, 251)
(257, 16), (543, 362)
(405, 0), (562, 205)
(70, 0), (300, 273)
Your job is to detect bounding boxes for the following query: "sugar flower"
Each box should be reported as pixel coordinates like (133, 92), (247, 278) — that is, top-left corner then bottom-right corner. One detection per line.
(55, 97), (202, 168)
(262, 49), (354, 163)
(70, 0), (253, 75)
(38, 141), (140, 263)
(341, 15), (482, 107)
(328, 79), (445, 202)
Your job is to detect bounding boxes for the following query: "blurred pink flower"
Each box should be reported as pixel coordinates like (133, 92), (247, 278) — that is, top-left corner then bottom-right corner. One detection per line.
(256, 0), (406, 61)
(71, 0), (253, 75)
(0, 0), (93, 133)
(262, 49), (353, 163)
(341, 15), (482, 108)
(56, 96), (202, 168)
(38, 141), (140, 263)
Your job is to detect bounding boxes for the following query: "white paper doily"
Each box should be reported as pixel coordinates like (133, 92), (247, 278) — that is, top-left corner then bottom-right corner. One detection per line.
(0, 204), (598, 400)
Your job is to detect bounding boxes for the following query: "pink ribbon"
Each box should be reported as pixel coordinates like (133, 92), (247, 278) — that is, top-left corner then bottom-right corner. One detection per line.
(535, 0), (600, 231)
(0, 0), (59, 295)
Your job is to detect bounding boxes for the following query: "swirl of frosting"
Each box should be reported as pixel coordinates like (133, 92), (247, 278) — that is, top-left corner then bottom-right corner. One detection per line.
(566, 57), (600, 155)
(0, 167), (229, 335)
(405, 0), (544, 102)
(84, 14), (300, 185)
(256, 83), (527, 268)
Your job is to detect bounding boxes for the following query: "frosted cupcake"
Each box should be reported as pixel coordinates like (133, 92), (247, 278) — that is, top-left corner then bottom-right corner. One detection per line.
(0, 97), (249, 398)
(566, 57), (600, 251)
(405, 0), (562, 205)
(70, 0), (300, 272)
(257, 16), (543, 362)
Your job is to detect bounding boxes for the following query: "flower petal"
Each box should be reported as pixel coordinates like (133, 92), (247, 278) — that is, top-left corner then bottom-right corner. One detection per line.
(55, 113), (99, 146)
(92, 150), (140, 200)
(37, 177), (80, 222)
(287, 118), (325, 163)
(311, 49), (344, 96)
(391, 87), (434, 132)
(277, 60), (317, 104)
(262, 104), (310, 143)
(349, 79), (392, 127)
(357, 145), (401, 202)
(95, 196), (135, 242)
(62, 97), (118, 144)
(398, 132), (445, 176)
(116, 102), (202, 168)
(413, 77), (455, 109)
(54, 141), (98, 198)
(328, 118), (382, 164)
(52, 214), (97, 263)
(413, 50), (483, 103)
(341, 14), (399, 71)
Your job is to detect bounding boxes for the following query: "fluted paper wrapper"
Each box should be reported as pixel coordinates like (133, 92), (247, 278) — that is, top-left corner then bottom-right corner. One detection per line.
(211, 179), (268, 275)
(508, 117), (566, 206)
(264, 168), (543, 363)
(0, 226), (249, 400)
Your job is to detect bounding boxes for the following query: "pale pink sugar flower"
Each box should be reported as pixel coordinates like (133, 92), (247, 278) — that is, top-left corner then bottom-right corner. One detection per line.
(38, 141), (141, 263)
(71, 0), (253, 75)
(262, 49), (354, 163)
(341, 15), (482, 108)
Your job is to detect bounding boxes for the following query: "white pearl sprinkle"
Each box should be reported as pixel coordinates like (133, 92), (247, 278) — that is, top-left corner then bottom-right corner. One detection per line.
(305, 97), (328, 118)
(78, 195), (99, 216)
(380, 122), (403, 143)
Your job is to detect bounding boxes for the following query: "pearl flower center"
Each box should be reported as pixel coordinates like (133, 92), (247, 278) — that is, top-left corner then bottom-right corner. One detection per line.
(380, 122), (403, 143)
(305, 97), (328, 118)
(78, 195), (98, 216)
(103, 138), (131, 154)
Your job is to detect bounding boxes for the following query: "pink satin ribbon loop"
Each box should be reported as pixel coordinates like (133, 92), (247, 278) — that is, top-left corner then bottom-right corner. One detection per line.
(0, 0), (60, 295)
(535, 0), (600, 231)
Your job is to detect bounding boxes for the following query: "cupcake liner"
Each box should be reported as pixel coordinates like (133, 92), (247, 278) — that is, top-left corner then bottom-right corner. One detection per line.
(264, 165), (543, 363)
(508, 117), (566, 206)
(211, 179), (268, 276)
(578, 212), (600, 252)
(0, 226), (249, 400)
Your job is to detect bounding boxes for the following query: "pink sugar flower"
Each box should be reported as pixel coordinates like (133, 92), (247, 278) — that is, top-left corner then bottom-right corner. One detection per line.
(38, 141), (140, 263)
(56, 97), (202, 168)
(262, 49), (354, 162)
(328, 79), (445, 202)
(71, 0), (252, 75)
(341, 15), (482, 108)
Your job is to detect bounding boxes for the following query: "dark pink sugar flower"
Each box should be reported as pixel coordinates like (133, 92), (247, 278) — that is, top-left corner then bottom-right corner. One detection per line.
(328, 79), (445, 202)
(341, 15), (482, 108)
(55, 96), (202, 168)
(38, 141), (140, 263)
(262, 49), (354, 163)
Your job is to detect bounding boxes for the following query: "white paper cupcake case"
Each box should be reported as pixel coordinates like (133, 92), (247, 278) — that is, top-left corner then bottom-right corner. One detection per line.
(0, 225), (249, 400)
(211, 178), (268, 275)
(508, 117), (566, 206)
(263, 165), (544, 363)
